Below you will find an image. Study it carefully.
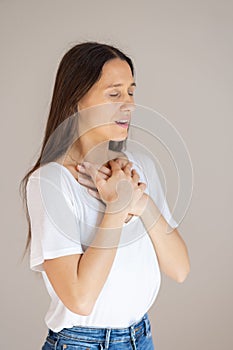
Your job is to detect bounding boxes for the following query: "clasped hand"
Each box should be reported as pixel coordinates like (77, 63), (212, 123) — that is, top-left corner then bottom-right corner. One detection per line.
(72, 158), (148, 221)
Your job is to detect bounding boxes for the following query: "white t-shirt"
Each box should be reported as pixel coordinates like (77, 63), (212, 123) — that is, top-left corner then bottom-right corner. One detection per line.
(26, 150), (178, 332)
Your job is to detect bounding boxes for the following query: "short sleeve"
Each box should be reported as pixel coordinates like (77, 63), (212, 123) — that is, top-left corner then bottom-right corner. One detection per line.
(141, 154), (179, 229)
(26, 166), (84, 272)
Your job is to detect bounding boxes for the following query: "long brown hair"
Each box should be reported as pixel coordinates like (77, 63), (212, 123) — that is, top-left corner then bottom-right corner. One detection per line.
(19, 41), (135, 257)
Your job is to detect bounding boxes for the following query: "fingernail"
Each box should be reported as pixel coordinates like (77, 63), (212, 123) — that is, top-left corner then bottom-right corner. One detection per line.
(77, 164), (85, 170)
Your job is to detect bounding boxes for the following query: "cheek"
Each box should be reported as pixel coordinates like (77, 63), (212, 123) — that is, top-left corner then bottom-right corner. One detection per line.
(87, 92), (108, 107)
(78, 105), (109, 128)
(92, 103), (120, 125)
(78, 101), (122, 132)
(78, 92), (102, 111)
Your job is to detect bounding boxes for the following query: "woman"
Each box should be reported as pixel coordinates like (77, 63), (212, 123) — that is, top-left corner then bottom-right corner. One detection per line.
(20, 41), (190, 350)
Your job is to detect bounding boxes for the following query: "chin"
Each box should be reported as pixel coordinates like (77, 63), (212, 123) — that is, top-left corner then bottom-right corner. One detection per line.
(110, 134), (127, 142)
(106, 126), (128, 142)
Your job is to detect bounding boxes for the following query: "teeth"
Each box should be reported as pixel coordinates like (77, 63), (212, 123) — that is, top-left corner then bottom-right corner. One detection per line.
(116, 120), (129, 123)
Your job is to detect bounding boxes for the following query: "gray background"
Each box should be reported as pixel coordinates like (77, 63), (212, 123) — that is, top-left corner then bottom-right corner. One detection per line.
(1, 0), (232, 349)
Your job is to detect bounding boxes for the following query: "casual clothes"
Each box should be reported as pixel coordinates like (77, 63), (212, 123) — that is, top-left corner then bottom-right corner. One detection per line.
(26, 150), (178, 332)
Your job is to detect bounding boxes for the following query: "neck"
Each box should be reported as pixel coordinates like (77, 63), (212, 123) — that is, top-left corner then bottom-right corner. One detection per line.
(67, 134), (112, 167)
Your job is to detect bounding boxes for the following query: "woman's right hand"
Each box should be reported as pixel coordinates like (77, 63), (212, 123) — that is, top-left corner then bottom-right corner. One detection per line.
(82, 160), (147, 216)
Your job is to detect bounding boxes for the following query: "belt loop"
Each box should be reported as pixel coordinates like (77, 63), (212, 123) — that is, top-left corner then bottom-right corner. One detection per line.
(48, 329), (59, 349)
(104, 328), (111, 349)
(130, 325), (137, 350)
(144, 314), (151, 337)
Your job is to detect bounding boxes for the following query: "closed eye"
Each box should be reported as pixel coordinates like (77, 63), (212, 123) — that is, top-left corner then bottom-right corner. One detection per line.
(109, 92), (134, 97)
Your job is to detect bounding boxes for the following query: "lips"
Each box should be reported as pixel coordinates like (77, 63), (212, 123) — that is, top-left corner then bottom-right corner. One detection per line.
(114, 119), (130, 129)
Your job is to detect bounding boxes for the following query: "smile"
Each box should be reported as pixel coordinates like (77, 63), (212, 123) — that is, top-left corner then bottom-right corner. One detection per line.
(115, 120), (130, 128)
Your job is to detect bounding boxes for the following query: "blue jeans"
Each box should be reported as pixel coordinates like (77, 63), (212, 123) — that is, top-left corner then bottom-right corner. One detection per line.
(41, 312), (155, 349)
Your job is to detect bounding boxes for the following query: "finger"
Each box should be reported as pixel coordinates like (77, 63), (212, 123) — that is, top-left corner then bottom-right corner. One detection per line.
(122, 161), (133, 176)
(108, 159), (122, 172)
(79, 162), (111, 176)
(137, 182), (147, 191)
(98, 164), (112, 176)
(81, 162), (101, 184)
(76, 164), (87, 175)
(87, 188), (101, 200)
(77, 172), (93, 181)
(77, 165), (109, 182)
(77, 174), (97, 190)
(123, 164), (132, 176)
(131, 169), (140, 183)
(78, 172), (109, 188)
(114, 157), (128, 168)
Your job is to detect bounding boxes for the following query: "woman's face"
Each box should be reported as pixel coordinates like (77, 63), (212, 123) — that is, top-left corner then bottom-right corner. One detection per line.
(77, 58), (136, 142)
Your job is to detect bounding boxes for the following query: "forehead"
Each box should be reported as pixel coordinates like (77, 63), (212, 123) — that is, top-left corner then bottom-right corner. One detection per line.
(98, 58), (134, 88)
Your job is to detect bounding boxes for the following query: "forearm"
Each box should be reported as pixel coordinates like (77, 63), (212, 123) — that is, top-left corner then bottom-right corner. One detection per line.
(141, 195), (190, 283)
(77, 208), (127, 313)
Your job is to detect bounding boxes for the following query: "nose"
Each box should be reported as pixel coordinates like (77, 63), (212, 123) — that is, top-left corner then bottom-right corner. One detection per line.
(120, 102), (136, 115)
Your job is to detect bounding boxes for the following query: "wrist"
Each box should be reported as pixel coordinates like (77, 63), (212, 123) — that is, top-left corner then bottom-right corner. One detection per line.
(140, 194), (154, 220)
(140, 195), (162, 229)
(133, 193), (150, 218)
(105, 204), (128, 221)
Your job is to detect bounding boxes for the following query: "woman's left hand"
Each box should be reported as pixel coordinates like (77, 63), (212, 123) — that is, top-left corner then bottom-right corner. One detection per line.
(76, 158), (144, 222)
(76, 158), (129, 200)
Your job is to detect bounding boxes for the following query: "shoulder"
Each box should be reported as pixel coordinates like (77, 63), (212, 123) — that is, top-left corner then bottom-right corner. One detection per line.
(27, 162), (74, 197)
(28, 162), (73, 182)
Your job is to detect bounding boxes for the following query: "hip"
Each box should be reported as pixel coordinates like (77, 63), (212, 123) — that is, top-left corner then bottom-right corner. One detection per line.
(42, 312), (155, 349)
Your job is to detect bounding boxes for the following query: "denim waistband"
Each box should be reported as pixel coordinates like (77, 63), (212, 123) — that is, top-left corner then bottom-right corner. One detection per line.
(48, 312), (151, 347)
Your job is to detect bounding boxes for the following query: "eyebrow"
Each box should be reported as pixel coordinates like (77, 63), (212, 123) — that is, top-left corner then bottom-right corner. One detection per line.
(105, 82), (136, 88)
